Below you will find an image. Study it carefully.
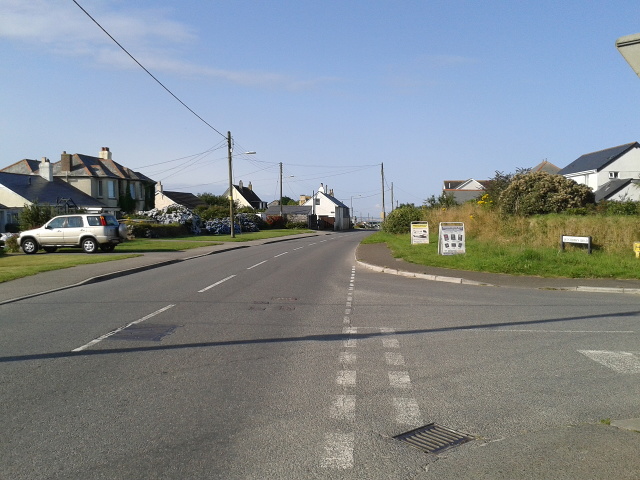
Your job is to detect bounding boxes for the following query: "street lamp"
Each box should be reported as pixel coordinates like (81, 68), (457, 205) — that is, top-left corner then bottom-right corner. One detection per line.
(227, 131), (256, 238)
(616, 33), (640, 78)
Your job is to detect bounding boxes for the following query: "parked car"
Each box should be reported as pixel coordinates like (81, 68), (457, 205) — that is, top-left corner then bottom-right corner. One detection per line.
(19, 214), (127, 254)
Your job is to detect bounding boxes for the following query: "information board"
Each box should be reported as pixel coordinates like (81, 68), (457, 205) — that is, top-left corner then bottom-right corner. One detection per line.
(410, 222), (430, 244)
(438, 222), (466, 255)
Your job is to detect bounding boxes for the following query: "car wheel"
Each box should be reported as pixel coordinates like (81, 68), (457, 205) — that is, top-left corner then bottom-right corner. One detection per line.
(82, 238), (98, 253)
(43, 246), (58, 253)
(22, 238), (39, 254)
(100, 244), (115, 252)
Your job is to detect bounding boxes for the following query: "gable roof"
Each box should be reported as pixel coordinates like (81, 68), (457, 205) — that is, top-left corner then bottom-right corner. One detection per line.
(234, 184), (264, 208)
(559, 142), (639, 175)
(593, 178), (636, 202)
(531, 160), (561, 174)
(443, 179), (490, 190)
(159, 191), (206, 210)
(0, 172), (107, 208)
(320, 191), (348, 208)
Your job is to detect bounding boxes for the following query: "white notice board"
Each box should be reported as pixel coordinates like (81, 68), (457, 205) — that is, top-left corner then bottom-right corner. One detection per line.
(410, 222), (430, 244)
(438, 222), (466, 255)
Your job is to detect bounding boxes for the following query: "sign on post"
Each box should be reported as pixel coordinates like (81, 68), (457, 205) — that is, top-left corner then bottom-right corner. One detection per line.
(438, 222), (465, 255)
(560, 235), (592, 254)
(410, 221), (430, 244)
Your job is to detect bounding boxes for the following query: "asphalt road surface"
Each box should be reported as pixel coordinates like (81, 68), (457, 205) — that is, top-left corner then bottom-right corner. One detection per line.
(1, 231), (639, 479)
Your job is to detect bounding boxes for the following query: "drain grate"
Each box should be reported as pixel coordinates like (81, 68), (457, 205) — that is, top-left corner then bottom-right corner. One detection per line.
(110, 324), (178, 342)
(394, 423), (473, 454)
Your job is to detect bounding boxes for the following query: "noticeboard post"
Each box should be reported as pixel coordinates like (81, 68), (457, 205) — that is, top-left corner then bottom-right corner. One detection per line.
(438, 222), (466, 255)
(410, 221), (430, 244)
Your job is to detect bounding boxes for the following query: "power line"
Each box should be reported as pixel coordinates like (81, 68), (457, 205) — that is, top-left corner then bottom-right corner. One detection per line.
(72, 0), (227, 140)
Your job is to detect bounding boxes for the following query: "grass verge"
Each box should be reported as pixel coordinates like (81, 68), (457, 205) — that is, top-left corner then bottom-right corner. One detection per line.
(363, 231), (640, 279)
(162, 229), (314, 242)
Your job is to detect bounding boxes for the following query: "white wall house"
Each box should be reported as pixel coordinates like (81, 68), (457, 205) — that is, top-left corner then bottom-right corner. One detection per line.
(302, 183), (350, 230)
(559, 142), (640, 200)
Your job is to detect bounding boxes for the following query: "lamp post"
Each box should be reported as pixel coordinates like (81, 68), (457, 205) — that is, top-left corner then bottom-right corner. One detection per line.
(227, 131), (256, 238)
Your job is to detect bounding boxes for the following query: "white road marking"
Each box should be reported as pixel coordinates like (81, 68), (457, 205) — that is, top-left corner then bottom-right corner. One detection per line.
(337, 370), (356, 386)
(247, 260), (267, 270)
(389, 371), (412, 389)
(340, 352), (357, 364)
(72, 304), (175, 352)
(293, 246), (304, 250)
(382, 337), (400, 348)
(198, 275), (236, 292)
(329, 395), (356, 420)
(273, 252), (288, 258)
(578, 350), (640, 374)
(321, 433), (354, 469)
(344, 338), (357, 348)
(385, 352), (405, 366)
(393, 397), (422, 425)
(343, 327), (357, 334)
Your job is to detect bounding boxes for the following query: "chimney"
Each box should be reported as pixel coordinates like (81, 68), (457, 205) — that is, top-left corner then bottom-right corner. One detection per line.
(318, 183), (325, 193)
(248, 182), (253, 191)
(99, 147), (112, 160)
(61, 151), (72, 172)
(39, 157), (53, 182)
(238, 180), (243, 190)
(329, 189), (334, 196)
(155, 181), (163, 194)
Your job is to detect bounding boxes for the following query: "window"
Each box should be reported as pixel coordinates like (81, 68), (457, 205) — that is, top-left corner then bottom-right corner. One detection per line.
(97, 180), (103, 197)
(609, 171), (619, 179)
(130, 184), (136, 199)
(107, 181), (116, 199)
(66, 216), (84, 228)
(315, 198), (320, 205)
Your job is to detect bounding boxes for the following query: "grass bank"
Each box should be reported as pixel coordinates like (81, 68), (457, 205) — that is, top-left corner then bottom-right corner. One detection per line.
(0, 230), (315, 283)
(364, 231), (640, 279)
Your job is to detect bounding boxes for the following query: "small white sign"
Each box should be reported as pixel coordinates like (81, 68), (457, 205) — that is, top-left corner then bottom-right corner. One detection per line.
(410, 222), (430, 244)
(438, 222), (465, 255)
(562, 235), (590, 244)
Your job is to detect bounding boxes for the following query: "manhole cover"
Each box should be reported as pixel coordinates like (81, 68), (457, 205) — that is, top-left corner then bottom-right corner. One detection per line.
(394, 423), (473, 454)
(110, 324), (178, 342)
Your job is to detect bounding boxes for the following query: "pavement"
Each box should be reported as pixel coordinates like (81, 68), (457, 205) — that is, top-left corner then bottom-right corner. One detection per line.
(2, 232), (640, 477)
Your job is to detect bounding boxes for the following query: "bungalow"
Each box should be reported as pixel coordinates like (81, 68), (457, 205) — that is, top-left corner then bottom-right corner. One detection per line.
(442, 179), (490, 203)
(155, 182), (207, 210)
(222, 180), (267, 210)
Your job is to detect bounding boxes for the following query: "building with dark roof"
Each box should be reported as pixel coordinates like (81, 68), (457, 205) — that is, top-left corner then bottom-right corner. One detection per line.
(155, 182), (207, 210)
(442, 179), (490, 203)
(222, 180), (267, 210)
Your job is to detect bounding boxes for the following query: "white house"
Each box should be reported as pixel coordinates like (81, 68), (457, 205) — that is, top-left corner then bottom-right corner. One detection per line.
(558, 142), (640, 200)
(442, 179), (490, 203)
(302, 183), (350, 230)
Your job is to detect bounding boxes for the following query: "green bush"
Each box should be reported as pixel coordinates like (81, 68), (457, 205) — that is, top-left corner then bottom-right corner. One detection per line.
(19, 201), (55, 230)
(129, 222), (190, 238)
(3, 235), (20, 253)
(382, 205), (423, 234)
(286, 221), (308, 229)
(499, 171), (595, 216)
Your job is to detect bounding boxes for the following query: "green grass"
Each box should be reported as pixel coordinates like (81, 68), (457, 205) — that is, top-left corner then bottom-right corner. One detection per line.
(0, 230), (316, 283)
(0, 253), (141, 283)
(364, 231), (640, 279)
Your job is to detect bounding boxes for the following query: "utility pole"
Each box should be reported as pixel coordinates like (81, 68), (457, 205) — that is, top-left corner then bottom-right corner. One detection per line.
(279, 162), (283, 218)
(227, 131), (236, 238)
(381, 163), (386, 220)
(391, 182), (394, 213)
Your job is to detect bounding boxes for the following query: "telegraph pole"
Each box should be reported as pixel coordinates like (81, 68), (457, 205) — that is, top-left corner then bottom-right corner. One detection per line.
(381, 163), (386, 220)
(227, 131), (236, 238)
(391, 182), (394, 213)
(279, 162), (283, 218)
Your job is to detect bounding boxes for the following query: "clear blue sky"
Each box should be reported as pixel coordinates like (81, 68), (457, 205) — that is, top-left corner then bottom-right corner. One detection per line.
(2, 0), (640, 220)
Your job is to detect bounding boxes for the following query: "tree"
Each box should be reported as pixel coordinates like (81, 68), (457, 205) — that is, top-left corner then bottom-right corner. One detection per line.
(499, 171), (595, 215)
(197, 192), (227, 207)
(281, 196), (298, 206)
(19, 201), (54, 230)
(382, 204), (422, 234)
(483, 168), (530, 208)
(423, 192), (457, 209)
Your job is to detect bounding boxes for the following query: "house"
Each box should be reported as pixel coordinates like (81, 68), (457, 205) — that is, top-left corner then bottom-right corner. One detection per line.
(155, 182), (207, 210)
(302, 183), (350, 230)
(222, 180), (267, 210)
(2, 147), (156, 213)
(530, 160), (561, 174)
(442, 179), (490, 203)
(558, 142), (640, 199)
(0, 160), (109, 231)
(594, 178), (640, 202)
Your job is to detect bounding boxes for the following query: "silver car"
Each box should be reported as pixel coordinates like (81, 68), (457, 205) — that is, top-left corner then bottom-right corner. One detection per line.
(19, 214), (127, 254)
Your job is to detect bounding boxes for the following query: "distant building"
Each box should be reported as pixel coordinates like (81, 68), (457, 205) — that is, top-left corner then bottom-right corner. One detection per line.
(155, 182), (207, 210)
(442, 179), (490, 203)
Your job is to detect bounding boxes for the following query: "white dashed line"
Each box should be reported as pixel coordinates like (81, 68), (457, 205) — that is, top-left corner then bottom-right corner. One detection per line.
(337, 370), (357, 386)
(388, 371), (412, 389)
(247, 260), (267, 270)
(198, 275), (236, 292)
(72, 304), (175, 352)
(321, 433), (354, 469)
(329, 395), (356, 420)
(273, 252), (288, 258)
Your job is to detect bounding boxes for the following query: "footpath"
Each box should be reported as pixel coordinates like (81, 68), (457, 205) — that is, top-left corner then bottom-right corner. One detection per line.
(2, 233), (639, 478)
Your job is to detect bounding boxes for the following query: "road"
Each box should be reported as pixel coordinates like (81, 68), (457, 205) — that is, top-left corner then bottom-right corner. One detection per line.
(1, 231), (639, 479)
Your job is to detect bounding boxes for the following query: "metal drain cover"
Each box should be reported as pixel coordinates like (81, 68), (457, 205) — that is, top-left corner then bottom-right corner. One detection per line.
(110, 324), (178, 342)
(394, 423), (473, 454)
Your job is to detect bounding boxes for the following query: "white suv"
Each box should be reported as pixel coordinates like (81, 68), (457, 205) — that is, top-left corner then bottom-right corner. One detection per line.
(19, 214), (127, 254)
